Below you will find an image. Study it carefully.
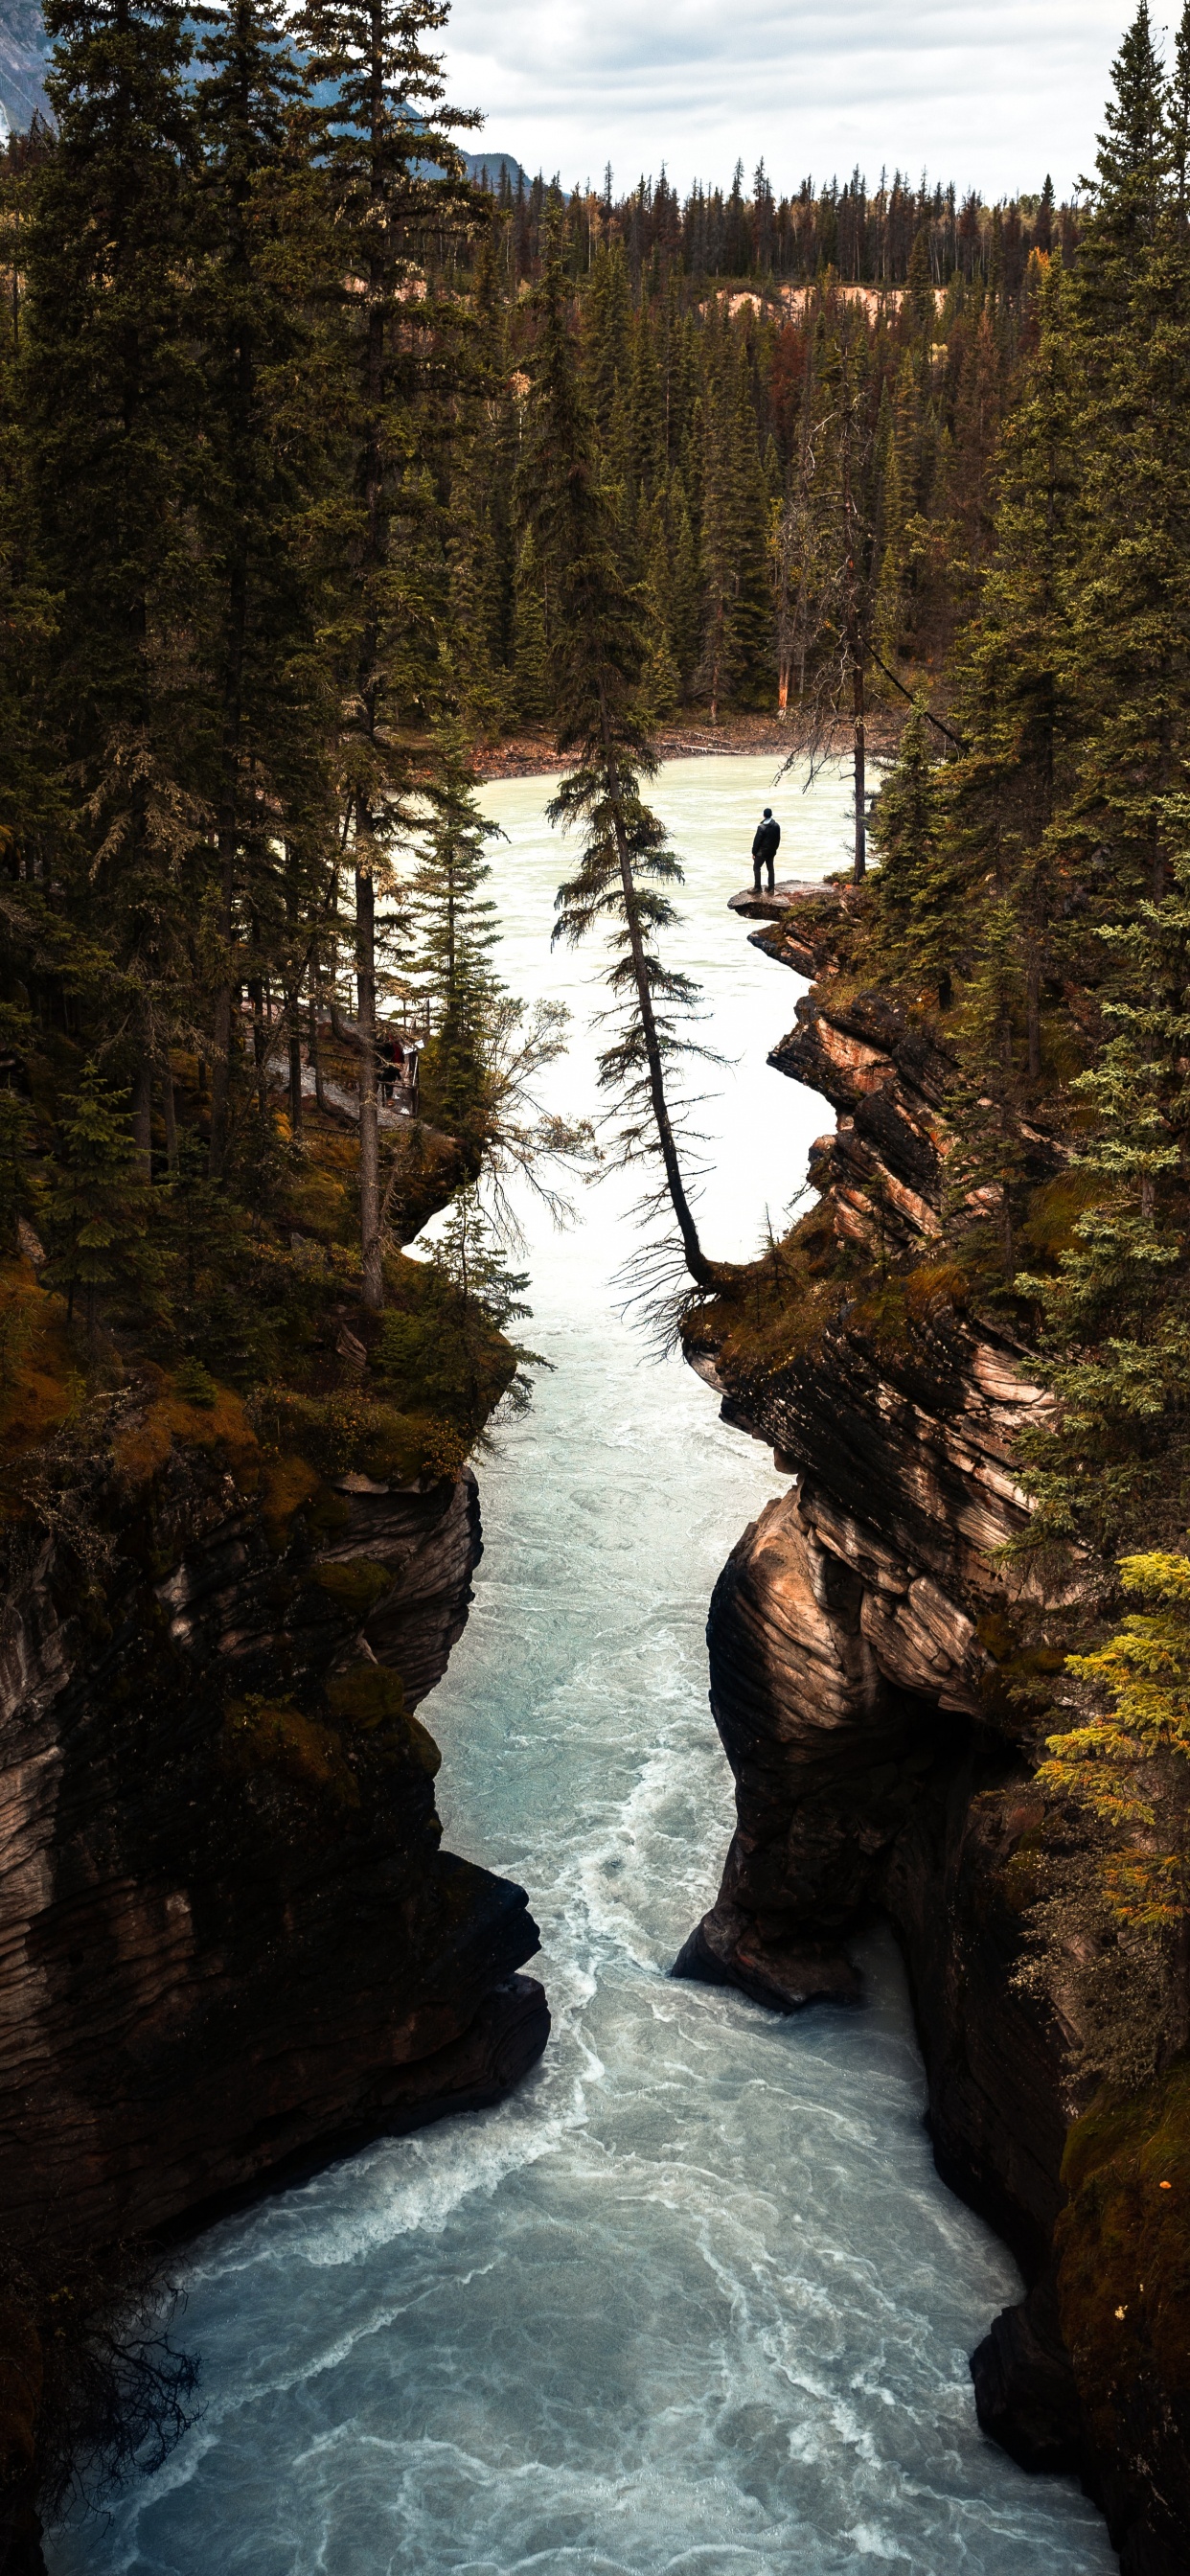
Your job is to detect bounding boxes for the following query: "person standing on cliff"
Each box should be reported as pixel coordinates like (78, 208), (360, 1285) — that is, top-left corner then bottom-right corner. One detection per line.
(751, 807), (781, 892)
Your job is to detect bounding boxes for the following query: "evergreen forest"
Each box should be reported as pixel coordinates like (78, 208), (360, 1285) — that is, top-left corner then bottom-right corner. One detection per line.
(4, 0), (1190, 2504)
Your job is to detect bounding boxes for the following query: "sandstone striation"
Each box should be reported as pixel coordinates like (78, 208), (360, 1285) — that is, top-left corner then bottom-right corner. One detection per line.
(0, 1389), (547, 2568)
(677, 953), (1186, 2576)
(0, 1424), (546, 2247)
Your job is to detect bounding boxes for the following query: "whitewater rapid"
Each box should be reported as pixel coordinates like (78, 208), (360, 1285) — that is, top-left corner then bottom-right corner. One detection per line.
(50, 755), (1115, 2576)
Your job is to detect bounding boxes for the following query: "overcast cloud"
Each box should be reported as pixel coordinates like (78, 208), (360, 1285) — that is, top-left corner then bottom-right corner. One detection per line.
(444, 0), (1140, 204)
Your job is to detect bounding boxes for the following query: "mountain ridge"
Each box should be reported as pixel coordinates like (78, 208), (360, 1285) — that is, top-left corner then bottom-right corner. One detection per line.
(0, 0), (525, 184)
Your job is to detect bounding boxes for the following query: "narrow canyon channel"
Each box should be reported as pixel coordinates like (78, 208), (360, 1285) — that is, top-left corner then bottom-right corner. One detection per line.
(50, 756), (1116, 2576)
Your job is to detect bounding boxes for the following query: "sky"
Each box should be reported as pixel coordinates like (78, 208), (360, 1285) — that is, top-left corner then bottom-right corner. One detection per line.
(444, 0), (1142, 205)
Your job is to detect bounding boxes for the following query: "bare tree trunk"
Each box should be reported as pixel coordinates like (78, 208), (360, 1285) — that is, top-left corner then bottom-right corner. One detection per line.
(356, 865), (382, 1311)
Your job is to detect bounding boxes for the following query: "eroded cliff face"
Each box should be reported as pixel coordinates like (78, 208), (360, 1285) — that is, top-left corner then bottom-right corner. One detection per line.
(677, 932), (1187, 2576)
(0, 1405), (547, 2255)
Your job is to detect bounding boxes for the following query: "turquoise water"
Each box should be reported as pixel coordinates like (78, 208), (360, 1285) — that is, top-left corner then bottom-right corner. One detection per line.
(49, 756), (1115, 2576)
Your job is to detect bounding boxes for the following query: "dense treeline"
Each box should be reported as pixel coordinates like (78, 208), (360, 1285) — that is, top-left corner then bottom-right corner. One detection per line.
(0, 0), (563, 1492)
(4, 0), (1190, 2093)
(0, 0), (1073, 1378)
(478, 159), (1081, 295)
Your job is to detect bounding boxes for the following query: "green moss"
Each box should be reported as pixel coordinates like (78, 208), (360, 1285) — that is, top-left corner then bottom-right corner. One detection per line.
(257, 1388), (445, 1487)
(976, 1609), (1019, 1661)
(261, 1452), (321, 1549)
(222, 1694), (358, 1807)
(326, 1662), (442, 1776)
(308, 1557), (393, 1615)
(681, 1208), (842, 1382)
(326, 1663), (406, 1726)
(1019, 1170), (1110, 1266)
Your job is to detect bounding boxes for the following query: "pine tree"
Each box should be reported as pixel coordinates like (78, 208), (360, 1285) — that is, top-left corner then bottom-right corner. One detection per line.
(627, 301), (666, 510)
(512, 531), (553, 722)
(638, 504), (682, 724)
(0, 128), (61, 894)
(26, 0), (206, 1131)
(519, 263), (721, 1291)
(694, 324), (771, 716)
(1077, 0), (1170, 331)
(782, 298), (881, 877)
(583, 239), (631, 441)
(195, 0), (336, 1178)
(665, 472), (701, 687)
(1064, 15), (1190, 910)
(43, 1065), (149, 1336)
(446, 242), (516, 735)
(868, 700), (957, 1000)
(410, 727), (501, 1144)
(948, 251), (1082, 1076)
(292, 0), (476, 1307)
(1017, 845), (1190, 1558)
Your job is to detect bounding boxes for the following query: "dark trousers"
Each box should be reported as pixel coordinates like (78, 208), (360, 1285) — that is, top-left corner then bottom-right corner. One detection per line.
(753, 858), (775, 891)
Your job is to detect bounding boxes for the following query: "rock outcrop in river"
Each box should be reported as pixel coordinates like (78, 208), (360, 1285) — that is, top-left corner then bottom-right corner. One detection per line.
(676, 904), (1188, 2576)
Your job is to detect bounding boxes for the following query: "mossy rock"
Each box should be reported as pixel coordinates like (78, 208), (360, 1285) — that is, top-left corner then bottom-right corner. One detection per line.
(308, 1556), (393, 1615)
(262, 1452), (321, 1548)
(280, 1167), (353, 1245)
(222, 1695), (357, 1807)
(327, 1663), (442, 1776)
(1056, 2059), (1190, 2450)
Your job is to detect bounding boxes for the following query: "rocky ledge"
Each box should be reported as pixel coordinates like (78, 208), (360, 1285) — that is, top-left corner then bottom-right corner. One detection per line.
(0, 1408), (548, 2242)
(0, 1381), (547, 2564)
(675, 958), (1187, 2576)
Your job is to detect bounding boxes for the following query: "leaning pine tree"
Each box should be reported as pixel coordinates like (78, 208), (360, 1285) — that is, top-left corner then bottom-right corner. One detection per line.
(518, 261), (724, 1295)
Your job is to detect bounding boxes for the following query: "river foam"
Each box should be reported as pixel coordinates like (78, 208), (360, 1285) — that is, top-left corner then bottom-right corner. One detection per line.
(48, 756), (1116, 2576)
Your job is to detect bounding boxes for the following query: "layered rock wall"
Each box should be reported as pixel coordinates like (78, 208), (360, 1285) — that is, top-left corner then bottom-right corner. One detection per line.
(678, 954), (1185, 2574)
(0, 1420), (547, 2250)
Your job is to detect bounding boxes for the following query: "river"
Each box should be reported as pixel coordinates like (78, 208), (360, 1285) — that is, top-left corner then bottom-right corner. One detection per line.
(49, 754), (1116, 2576)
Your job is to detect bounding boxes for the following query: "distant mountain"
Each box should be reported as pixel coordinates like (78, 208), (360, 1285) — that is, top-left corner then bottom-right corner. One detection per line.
(0, 0), (49, 135)
(462, 150), (526, 191)
(0, 0), (527, 182)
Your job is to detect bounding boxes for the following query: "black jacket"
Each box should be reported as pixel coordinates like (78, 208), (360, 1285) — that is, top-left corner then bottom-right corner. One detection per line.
(751, 816), (781, 864)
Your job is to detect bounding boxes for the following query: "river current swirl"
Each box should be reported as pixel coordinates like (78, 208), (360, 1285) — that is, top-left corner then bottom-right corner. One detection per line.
(50, 755), (1116, 2576)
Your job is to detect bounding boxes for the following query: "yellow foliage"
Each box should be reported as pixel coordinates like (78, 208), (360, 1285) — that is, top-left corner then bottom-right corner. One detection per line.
(1041, 1552), (1190, 1929)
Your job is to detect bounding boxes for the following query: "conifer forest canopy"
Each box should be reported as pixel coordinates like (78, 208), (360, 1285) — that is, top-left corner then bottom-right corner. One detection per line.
(4, 0), (1190, 2552)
